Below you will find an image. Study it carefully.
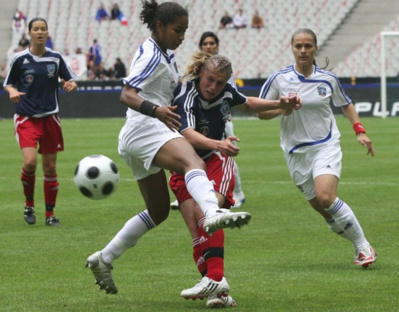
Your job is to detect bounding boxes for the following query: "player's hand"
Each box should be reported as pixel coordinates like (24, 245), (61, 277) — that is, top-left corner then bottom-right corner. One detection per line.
(218, 136), (240, 156)
(61, 79), (78, 92)
(356, 133), (375, 157)
(281, 108), (293, 116)
(154, 105), (182, 132)
(8, 88), (26, 103)
(279, 95), (302, 110)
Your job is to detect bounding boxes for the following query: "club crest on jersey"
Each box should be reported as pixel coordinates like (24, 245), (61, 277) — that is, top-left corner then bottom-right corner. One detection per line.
(317, 86), (327, 97)
(170, 78), (176, 89)
(199, 125), (210, 136)
(47, 64), (56, 77)
(220, 101), (231, 121)
(26, 74), (34, 84)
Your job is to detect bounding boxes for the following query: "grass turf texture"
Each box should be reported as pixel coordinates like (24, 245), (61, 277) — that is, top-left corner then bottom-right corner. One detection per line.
(0, 117), (398, 311)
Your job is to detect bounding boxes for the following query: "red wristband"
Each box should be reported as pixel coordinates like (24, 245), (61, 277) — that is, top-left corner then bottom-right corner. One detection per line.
(353, 122), (366, 134)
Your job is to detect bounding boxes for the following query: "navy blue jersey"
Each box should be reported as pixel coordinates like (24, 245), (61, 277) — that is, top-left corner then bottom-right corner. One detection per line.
(173, 79), (247, 158)
(3, 48), (77, 117)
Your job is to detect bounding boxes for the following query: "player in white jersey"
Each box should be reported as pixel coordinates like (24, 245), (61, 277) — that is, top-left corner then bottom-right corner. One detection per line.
(258, 28), (377, 268)
(170, 31), (246, 211)
(85, 1), (251, 296)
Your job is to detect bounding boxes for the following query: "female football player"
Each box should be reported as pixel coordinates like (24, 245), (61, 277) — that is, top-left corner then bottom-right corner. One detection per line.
(85, 0), (251, 295)
(258, 28), (377, 268)
(170, 51), (301, 307)
(3, 17), (78, 226)
(170, 31), (246, 210)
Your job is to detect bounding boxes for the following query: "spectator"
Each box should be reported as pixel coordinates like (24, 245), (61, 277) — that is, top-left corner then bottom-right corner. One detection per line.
(11, 9), (26, 34)
(87, 60), (96, 80)
(111, 57), (126, 79)
(87, 39), (102, 70)
(94, 62), (109, 80)
(18, 33), (30, 51)
(95, 3), (109, 22)
(75, 47), (83, 54)
(219, 11), (233, 29)
(0, 62), (7, 82)
(45, 35), (54, 49)
(110, 3), (121, 20)
(233, 9), (247, 29)
(251, 10), (264, 29)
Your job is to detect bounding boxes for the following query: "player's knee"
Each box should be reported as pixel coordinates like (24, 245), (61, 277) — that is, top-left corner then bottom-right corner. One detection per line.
(317, 193), (335, 208)
(148, 205), (169, 225)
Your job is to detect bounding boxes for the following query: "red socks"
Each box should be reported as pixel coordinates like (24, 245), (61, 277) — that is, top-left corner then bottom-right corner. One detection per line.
(44, 175), (59, 217)
(21, 168), (35, 207)
(195, 217), (225, 282)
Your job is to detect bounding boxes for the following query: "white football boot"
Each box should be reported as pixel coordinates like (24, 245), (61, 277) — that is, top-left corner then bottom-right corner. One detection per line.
(86, 251), (118, 294)
(203, 209), (251, 235)
(181, 276), (229, 300)
(206, 294), (237, 308)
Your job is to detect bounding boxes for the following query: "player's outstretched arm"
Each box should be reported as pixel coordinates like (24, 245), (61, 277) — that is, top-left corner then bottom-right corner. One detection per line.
(341, 103), (375, 157)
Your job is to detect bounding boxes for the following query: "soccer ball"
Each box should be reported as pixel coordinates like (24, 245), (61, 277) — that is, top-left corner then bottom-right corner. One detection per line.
(74, 155), (120, 200)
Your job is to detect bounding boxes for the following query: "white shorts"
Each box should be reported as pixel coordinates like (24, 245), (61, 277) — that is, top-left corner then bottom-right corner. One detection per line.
(118, 117), (183, 180)
(284, 140), (342, 200)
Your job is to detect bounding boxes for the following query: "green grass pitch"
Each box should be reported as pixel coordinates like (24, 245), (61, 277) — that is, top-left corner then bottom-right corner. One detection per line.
(0, 116), (398, 311)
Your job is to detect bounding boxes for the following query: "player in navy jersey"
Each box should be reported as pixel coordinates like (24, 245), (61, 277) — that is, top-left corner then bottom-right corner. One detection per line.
(170, 31), (246, 211)
(258, 28), (377, 268)
(85, 0), (252, 296)
(3, 17), (78, 227)
(169, 51), (301, 307)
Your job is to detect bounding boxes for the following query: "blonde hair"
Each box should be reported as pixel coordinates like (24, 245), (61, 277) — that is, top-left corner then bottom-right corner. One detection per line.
(182, 51), (232, 81)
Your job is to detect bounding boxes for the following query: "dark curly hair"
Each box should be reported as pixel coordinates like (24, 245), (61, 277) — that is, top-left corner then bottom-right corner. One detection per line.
(140, 0), (188, 32)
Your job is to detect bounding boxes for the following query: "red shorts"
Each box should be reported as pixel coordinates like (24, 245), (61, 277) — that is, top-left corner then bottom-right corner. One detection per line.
(14, 114), (64, 154)
(169, 152), (236, 208)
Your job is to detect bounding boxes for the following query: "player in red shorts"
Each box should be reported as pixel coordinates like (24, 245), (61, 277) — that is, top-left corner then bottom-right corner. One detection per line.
(170, 51), (301, 307)
(3, 17), (78, 226)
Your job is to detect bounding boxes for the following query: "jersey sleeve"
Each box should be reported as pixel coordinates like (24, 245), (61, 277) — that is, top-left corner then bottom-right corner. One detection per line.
(230, 84), (247, 107)
(3, 56), (21, 87)
(330, 75), (352, 107)
(58, 54), (77, 81)
(173, 82), (196, 133)
(259, 73), (280, 100)
(123, 49), (163, 91)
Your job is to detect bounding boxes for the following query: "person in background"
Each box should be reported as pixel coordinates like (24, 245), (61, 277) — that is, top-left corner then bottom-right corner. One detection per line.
(258, 28), (377, 268)
(12, 9), (26, 33)
(112, 57), (126, 79)
(110, 3), (121, 20)
(233, 9), (247, 29)
(0, 61), (8, 82)
(87, 39), (102, 72)
(45, 35), (54, 49)
(18, 33), (30, 51)
(170, 51), (301, 307)
(95, 3), (109, 22)
(3, 17), (78, 226)
(85, 0), (251, 296)
(251, 10), (264, 29)
(219, 11), (233, 29)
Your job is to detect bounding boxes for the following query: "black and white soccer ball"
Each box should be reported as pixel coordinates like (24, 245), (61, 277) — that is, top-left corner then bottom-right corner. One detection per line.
(74, 155), (120, 200)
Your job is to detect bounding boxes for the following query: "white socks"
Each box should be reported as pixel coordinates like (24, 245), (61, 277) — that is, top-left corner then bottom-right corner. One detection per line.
(185, 169), (219, 218)
(325, 197), (369, 248)
(101, 210), (155, 264)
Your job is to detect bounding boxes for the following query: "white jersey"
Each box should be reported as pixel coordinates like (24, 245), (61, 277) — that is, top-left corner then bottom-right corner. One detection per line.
(118, 37), (183, 179)
(259, 64), (351, 154)
(123, 37), (180, 122)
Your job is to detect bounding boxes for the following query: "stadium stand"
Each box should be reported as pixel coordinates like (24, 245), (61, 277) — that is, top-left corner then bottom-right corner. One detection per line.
(4, 0), (399, 79)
